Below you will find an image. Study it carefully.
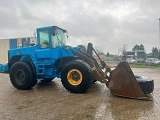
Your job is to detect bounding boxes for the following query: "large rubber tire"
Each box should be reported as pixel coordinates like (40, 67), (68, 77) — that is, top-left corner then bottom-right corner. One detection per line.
(135, 75), (154, 94)
(25, 61), (37, 87)
(61, 60), (93, 93)
(9, 62), (36, 90)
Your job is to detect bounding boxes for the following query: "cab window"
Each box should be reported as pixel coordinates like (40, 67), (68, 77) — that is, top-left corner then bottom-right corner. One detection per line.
(39, 30), (49, 48)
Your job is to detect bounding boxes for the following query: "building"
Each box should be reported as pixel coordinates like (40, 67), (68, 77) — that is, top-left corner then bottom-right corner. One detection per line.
(126, 50), (146, 59)
(0, 37), (36, 64)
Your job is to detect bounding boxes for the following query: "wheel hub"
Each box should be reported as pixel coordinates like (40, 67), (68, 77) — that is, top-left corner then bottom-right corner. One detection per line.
(67, 69), (82, 85)
(16, 70), (25, 84)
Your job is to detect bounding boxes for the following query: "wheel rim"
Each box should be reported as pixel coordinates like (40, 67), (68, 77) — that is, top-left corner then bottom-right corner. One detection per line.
(67, 69), (82, 85)
(15, 70), (26, 84)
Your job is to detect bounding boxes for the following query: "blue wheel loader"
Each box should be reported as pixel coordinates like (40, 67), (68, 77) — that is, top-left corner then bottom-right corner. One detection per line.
(0, 26), (154, 100)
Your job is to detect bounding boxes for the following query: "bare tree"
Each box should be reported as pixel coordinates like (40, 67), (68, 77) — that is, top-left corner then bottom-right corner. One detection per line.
(119, 44), (128, 60)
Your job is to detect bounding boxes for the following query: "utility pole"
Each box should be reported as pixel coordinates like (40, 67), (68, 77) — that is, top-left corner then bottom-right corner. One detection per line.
(156, 18), (160, 59)
(158, 18), (160, 50)
(158, 18), (160, 59)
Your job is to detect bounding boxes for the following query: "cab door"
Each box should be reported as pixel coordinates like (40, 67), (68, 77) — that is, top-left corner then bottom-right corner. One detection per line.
(36, 28), (52, 59)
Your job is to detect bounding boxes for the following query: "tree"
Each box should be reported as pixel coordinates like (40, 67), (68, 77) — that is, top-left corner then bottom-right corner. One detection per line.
(132, 44), (144, 51)
(132, 45), (139, 51)
(119, 44), (128, 60)
(106, 52), (110, 57)
(152, 47), (159, 58)
(139, 44), (144, 50)
(120, 44), (127, 56)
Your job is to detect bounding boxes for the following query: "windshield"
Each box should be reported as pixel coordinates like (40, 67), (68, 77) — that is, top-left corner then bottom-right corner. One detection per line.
(52, 28), (67, 48)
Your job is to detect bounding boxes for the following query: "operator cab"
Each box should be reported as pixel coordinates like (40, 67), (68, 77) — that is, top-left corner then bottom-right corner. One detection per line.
(36, 26), (68, 49)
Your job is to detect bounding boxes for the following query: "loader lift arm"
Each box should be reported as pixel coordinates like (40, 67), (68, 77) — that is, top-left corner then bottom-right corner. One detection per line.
(71, 43), (111, 86)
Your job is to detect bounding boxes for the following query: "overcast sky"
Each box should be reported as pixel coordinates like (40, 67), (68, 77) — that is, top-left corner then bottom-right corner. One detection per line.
(0, 0), (160, 54)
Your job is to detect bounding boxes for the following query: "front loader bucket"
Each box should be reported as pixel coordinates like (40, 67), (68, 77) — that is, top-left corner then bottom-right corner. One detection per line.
(108, 62), (150, 100)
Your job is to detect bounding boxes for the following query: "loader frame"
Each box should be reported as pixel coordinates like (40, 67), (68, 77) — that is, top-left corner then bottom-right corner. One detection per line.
(0, 25), (154, 100)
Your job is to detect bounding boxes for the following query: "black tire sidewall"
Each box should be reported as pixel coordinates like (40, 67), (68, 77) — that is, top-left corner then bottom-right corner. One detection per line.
(137, 80), (154, 94)
(24, 61), (37, 87)
(10, 62), (34, 90)
(61, 60), (92, 93)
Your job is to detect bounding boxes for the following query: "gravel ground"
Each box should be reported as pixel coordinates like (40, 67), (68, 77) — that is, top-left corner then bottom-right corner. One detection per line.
(0, 67), (160, 120)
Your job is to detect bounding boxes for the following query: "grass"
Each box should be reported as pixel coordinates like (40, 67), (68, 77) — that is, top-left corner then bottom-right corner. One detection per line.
(129, 63), (160, 69)
(107, 61), (160, 69)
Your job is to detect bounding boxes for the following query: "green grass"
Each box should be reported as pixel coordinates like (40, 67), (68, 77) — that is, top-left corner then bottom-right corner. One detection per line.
(106, 61), (160, 69)
(129, 63), (160, 69)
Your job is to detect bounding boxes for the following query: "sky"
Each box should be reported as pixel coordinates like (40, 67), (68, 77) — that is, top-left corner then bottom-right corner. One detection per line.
(0, 0), (160, 55)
